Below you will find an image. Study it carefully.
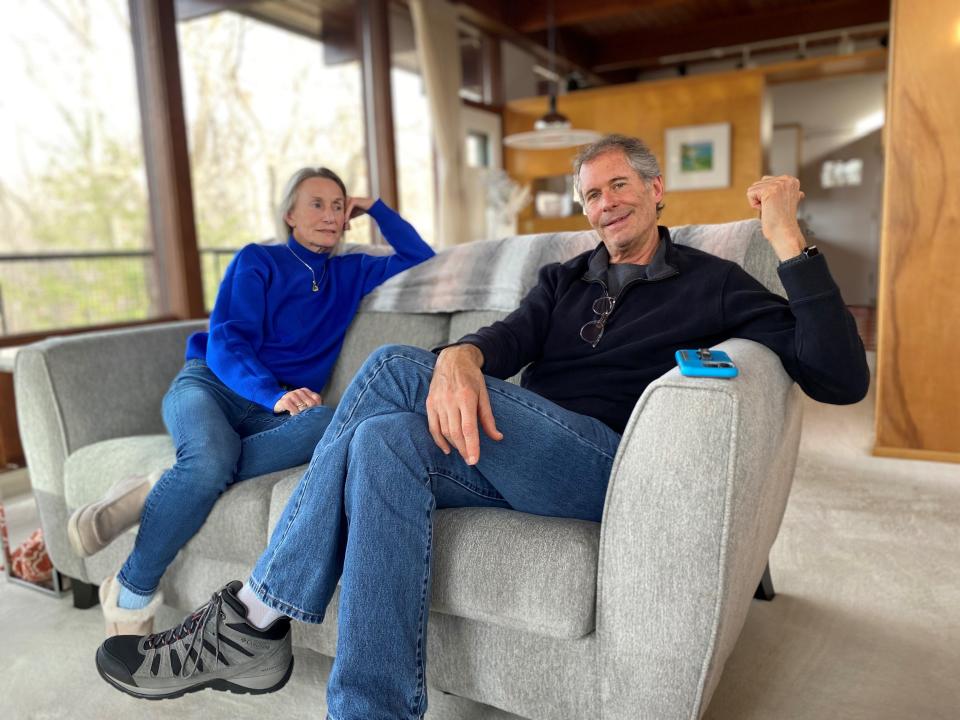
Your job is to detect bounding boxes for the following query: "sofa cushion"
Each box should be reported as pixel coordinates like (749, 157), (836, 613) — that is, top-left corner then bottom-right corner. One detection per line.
(269, 476), (600, 640)
(63, 435), (302, 565)
(63, 435), (175, 510)
(322, 312), (450, 405)
(448, 310), (509, 345)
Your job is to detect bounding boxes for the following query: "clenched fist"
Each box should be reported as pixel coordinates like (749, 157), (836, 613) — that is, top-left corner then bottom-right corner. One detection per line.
(746, 175), (807, 261)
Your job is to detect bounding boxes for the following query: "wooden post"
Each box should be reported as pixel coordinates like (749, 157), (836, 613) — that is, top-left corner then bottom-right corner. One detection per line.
(129, 0), (205, 319)
(357, 0), (399, 214)
(874, 0), (960, 463)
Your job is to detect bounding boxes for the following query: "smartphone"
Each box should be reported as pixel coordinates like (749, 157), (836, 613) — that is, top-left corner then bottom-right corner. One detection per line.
(675, 348), (739, 378)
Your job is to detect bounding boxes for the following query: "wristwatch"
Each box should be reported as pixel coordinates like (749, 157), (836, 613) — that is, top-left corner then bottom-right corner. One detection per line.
(780, 244), (819, 267)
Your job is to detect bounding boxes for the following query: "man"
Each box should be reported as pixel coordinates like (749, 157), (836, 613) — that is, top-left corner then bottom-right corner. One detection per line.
(94, 135), (868, 718)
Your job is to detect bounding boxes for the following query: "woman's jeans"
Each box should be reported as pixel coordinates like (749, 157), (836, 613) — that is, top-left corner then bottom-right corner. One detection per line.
(117, 359), (334, 596)
(247, 345), (622, 720)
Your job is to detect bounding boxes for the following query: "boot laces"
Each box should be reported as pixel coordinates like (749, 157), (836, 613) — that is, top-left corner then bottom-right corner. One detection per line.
(143, 589), (226, 677)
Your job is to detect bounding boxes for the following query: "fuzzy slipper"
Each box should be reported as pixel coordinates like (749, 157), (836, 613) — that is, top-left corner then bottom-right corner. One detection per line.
(99, 574), (164, 638)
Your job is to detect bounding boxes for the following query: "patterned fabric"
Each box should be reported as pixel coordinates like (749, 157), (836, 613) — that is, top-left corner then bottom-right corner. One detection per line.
(0, 500), (9, 573)
(10, 528), (54, 583)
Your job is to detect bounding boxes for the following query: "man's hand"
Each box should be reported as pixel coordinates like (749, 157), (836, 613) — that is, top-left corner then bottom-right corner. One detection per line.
(274, 387), (324, 415)
(344, 196), (375, 231)
(746, 175), (807, 261)
(426, 345), (503, 465)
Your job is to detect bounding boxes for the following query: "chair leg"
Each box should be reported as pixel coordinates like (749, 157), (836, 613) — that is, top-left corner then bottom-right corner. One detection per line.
(71, 577), (100, 609)
(754, 562), (775, 601)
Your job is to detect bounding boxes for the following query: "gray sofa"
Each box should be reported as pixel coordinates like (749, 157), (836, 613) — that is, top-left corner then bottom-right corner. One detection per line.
(15, 223), (802, 719)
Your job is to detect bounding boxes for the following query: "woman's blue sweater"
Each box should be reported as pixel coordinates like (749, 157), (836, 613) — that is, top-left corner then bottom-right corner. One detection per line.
(185, 200), (434, 410)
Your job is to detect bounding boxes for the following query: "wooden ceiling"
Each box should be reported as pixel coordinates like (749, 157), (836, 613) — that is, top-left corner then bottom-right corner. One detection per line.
(457, 0), (890, 83)
(176, 0), (891, 86)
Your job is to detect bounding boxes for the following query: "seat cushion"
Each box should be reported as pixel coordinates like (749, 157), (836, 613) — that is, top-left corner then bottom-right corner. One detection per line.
(269, 476), (601, 640)
(63, 435), (303, 566)
(63, 435), (175, 509)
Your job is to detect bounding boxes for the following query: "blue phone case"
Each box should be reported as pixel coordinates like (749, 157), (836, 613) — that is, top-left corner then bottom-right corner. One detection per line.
(675, 349), (739, 378)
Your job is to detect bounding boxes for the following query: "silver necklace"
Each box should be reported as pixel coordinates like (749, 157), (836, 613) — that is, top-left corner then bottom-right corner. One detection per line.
(285, 244), (326, 292)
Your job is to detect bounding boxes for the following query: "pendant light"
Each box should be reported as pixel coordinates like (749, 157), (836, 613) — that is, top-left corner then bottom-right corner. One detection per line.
(503, 0), (601, 150)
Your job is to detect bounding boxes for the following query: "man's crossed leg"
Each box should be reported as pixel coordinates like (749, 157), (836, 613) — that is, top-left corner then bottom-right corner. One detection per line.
(95, 345), (621, 720)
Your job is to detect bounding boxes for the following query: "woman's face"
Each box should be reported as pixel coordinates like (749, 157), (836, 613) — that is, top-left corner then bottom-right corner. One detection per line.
(285, 177), (346, 252)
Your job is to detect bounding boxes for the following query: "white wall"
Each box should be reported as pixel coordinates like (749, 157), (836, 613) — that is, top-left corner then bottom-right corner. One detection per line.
(769, 73), (887, 306)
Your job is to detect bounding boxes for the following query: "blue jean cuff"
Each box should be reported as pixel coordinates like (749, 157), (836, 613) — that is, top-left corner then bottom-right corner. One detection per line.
(115, 570), (159, 598)
(246, 575), (326, 624)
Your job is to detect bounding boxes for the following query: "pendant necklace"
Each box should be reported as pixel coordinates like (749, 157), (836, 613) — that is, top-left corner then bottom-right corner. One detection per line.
(286, 244), (326, 292)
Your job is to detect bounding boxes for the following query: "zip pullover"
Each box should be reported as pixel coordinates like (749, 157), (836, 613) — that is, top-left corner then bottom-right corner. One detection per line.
(457, 226), (869, 434)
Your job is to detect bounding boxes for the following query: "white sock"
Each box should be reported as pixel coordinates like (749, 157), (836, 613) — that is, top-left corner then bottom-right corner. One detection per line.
(237, 582), (284, 629)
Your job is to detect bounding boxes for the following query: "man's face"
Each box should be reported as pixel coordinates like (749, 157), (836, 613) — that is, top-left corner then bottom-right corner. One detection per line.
(579, 150), (664, 258)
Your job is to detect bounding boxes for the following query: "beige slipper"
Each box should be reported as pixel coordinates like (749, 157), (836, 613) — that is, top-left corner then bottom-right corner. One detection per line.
(67, 470), (162, 557)
(99, 574), (164, 637)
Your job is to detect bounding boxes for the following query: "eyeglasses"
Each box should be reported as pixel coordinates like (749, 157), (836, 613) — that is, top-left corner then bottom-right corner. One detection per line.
(580, 296), (616, 347)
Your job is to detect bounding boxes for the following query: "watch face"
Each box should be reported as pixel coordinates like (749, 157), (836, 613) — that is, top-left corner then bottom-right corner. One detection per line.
(803, 245), (820, 258)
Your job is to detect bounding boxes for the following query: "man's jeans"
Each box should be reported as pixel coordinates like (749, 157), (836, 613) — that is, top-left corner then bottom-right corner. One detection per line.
(118, 359), (334, 596)
(247, 345), (621, 720)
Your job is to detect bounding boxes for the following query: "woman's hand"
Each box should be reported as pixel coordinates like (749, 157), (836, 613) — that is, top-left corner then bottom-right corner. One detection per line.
(274, 388), (324, 415)
(344, 197), (375, 231)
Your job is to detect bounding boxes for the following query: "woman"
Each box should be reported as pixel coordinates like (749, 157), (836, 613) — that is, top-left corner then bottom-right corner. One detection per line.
(68, 167), (435, 636)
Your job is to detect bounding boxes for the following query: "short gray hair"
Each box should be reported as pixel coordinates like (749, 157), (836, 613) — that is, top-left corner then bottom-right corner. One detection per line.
(276, 166), (348, 254)
(573, 134), (665, 218)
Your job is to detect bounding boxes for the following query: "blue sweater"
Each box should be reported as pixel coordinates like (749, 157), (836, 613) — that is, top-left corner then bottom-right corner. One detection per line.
(186, 200), (434, 410)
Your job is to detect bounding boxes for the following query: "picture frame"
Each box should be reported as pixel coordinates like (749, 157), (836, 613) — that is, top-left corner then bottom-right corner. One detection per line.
(664, 122), (731, 191)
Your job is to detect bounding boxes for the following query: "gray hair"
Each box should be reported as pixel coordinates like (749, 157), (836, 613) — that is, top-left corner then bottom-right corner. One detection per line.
(276, 166), (348, 254)
(573, 134), (665, 218)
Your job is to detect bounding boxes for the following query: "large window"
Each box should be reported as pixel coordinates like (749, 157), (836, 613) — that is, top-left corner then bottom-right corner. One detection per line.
(176, 10), (370, 309)
(390, 7), (436, 247)
(0, 0), (153, 335)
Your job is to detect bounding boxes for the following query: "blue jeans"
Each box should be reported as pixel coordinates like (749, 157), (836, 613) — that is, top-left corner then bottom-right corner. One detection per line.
(118, 359), (335, 596)
(247, 345), (621, 720)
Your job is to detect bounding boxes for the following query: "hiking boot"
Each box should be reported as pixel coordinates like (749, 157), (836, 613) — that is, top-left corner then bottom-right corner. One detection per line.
(95, 580), (293, 700)
(100, 574), (163, 637)
(68, 471), (161, 557)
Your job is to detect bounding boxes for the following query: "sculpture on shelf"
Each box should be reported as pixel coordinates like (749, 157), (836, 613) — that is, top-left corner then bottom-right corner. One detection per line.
(484, 168), (531, 240)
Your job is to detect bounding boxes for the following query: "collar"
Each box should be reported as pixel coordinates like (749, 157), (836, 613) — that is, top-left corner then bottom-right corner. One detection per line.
(582, 226), (679, 284)
(287, 235), (332, 265)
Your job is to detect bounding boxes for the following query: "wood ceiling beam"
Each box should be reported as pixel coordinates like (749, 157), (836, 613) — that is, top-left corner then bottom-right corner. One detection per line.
(455, 0), (608, 85)
(508, 0), (680, 33)
(590, 0), (890, 71)
(523, 26), (596, 72)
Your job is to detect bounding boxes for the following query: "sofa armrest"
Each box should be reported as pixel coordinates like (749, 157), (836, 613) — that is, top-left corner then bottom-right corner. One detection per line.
(14, 320), (205, 578)
(597, 339), (803, 720)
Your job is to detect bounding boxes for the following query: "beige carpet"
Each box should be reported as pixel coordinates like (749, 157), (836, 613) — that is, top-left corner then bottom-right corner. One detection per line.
(2, 355), (959, 719)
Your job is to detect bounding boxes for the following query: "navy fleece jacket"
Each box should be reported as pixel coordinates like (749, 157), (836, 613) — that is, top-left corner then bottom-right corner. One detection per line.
(457, 226), (869, 434)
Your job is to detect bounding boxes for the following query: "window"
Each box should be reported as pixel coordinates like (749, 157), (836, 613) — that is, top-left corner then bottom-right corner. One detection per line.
(176, 10), (370, 309)
(390, 7), (436, 246)
(0, 0), (153, 335)
(821, 159), (864, 188)
(466, 131), (490, 168)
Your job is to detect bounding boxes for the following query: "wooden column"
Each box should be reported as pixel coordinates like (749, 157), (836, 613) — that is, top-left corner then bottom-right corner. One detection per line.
(357, 0), (399, 209)
(129, 0), (205, 319)
(874, 0), (960, 462)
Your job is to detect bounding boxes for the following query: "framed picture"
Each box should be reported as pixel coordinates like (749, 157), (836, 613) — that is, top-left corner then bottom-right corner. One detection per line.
(664, 122), (731, 191)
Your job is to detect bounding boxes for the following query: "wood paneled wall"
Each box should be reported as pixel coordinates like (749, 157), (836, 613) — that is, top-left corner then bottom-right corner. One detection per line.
(504, 72), (765, 234)
(874, 0), (960, 463)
